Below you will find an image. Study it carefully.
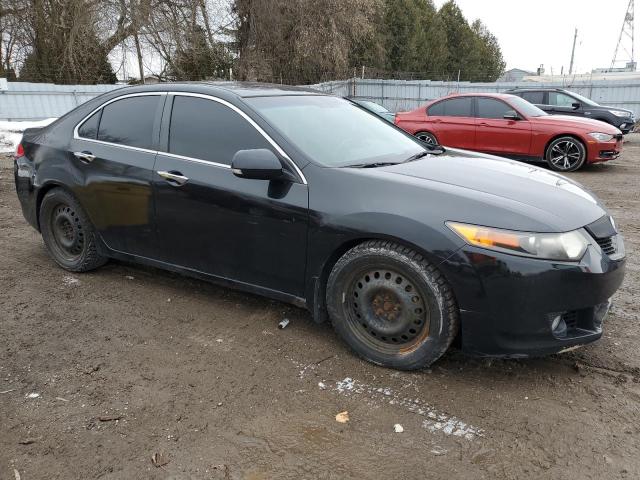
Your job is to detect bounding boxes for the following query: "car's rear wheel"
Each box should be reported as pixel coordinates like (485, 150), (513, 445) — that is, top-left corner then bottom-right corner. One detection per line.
(326, 241), (459, 370)
(415, 131), (438, 146)
(40, 188), (107, 272)
(545, 136), (586, 172)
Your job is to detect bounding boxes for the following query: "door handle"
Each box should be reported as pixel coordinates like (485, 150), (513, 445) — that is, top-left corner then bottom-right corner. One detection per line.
(158, 170), (189, 186)
(73, 151), (95, 163)
(478, 122), (489, 127)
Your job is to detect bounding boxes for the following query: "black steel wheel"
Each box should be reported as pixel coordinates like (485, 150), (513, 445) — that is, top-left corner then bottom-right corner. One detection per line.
(40, 188), (107, 272)
(415, 131), (438, 146)
(545, 136), (586, 172)
(326, 240), (459, 370)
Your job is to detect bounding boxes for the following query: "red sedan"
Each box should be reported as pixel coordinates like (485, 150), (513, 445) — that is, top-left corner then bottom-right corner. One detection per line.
(395, 93), (623, 172)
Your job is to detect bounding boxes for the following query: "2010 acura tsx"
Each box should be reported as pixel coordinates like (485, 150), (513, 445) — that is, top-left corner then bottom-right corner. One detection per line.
(14, 83), (626, 370)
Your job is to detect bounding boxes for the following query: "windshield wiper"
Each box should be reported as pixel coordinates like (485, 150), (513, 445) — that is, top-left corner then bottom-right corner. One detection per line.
(404, 146), (446, 163)
(340, 162), (402, 168)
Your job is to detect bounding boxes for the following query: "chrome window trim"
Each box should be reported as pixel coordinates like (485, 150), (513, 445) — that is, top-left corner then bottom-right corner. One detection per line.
(73, 90), (308, 185)
(72, 91), (167, 142)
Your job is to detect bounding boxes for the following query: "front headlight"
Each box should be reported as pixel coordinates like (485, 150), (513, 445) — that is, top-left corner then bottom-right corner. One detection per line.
(588, 132), (614, 142)
(609, 110), (630, 117)
(447, 222), (590, 261)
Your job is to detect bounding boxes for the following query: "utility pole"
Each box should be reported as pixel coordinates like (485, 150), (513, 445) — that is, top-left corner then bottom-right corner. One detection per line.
(569, 28), (578, 75)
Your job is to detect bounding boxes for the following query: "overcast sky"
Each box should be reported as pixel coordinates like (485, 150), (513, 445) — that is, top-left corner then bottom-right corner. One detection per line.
(433, 0), (634, 74)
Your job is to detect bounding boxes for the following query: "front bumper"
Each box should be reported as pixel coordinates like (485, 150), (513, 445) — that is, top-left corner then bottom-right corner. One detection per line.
(588, 136), (623, 163)
(441, 237), (626, 358)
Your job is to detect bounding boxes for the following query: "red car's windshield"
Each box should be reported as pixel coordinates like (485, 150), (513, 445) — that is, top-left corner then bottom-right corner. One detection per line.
(507, 96), (548, 117)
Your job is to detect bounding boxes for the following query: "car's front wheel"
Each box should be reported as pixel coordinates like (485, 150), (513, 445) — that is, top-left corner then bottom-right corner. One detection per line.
(326, 241), (459, 370)
(39, 188), (107, 272)
(545, 136), (586, 172)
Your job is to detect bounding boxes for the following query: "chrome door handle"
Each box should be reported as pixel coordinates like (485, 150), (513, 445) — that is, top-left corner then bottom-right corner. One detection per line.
(73, 151), (95, 163)
(158, 170), (189, 186)
(478, 122), (489, 127)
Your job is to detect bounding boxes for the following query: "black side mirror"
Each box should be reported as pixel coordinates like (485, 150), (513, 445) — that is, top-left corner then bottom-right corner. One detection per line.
(503, 110), (521, 120)
(572, 102), (581, 110)
(231, 149), (285, 181)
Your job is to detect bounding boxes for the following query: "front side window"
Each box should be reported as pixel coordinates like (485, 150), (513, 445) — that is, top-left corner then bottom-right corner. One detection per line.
(476, 98), (513, 119)
(548, 92), (577, 107)
(430, 97), (473, 117)
(247, 96), (423, 168)
(168, 96), (272, 165)
(97, 96), (160, 149)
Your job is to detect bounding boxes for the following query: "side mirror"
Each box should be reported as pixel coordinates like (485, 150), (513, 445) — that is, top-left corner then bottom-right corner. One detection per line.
(572, 102), (581, 110)
(231, 149), (285, 181)
(503, 110), (521, 120)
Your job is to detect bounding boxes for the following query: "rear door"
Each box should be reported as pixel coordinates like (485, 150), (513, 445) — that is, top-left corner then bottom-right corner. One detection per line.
(474, 97), (532, 155)
(70, 93), (164, 258)
(152, 94), (309, 297)
(426, 97), (475, 149)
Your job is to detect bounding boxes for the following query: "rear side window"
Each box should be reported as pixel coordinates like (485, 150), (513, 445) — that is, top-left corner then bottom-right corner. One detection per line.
(429, 98), (473, 117)
(78, 110), (101, 139)
(168, 96), (272, 165)
(477, 98), (513, 119)
(97, 96), (160, 149)
(520, 91), (545, 104)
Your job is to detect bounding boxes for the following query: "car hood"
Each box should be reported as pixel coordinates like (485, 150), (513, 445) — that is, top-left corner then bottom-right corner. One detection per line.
(376, 149), (607, 232)
(530, 114), (621, 133)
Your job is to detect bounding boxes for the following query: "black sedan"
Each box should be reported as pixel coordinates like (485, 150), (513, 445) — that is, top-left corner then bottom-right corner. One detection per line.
(14, 83), (626, 370)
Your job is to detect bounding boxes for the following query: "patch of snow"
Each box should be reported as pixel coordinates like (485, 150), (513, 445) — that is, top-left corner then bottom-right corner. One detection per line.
(26, 392), (40, 399)
(62, 276), (80, 287)
(0, 118), (57, 153)
(333, 376), (484, 441)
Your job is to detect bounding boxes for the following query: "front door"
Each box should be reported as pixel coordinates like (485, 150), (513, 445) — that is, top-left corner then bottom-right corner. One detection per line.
(474, 97), (532, 156)
(153, 94), (309, 297)
(70, 93), (164, 258)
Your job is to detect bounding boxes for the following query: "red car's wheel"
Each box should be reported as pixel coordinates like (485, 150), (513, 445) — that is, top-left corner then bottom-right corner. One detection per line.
(415, 131), (438, 146)
(545, 136), (586, 172)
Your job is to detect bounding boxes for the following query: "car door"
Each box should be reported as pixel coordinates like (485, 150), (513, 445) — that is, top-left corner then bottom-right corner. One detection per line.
(547, 91), (583, 117)
(70, 93), (164, 258)
(152, 93), (309, 297)
(474, 97), (532, 155)
(426, 97), (476, 149)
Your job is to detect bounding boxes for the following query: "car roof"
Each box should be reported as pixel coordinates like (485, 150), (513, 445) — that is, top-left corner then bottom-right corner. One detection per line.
(108, 81), (323, 99)
(434, 92), (517, 100)
(505, 87), (567, 93)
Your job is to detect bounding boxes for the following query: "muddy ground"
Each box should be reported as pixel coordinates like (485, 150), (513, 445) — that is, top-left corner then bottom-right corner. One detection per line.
(1, 139), (639, 480)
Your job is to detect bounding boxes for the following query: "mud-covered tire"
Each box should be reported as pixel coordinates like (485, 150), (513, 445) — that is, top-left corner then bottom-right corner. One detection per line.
(39, 188), (107, 272)
(326, 240), (459, 370)
(545, 136), (587, 172)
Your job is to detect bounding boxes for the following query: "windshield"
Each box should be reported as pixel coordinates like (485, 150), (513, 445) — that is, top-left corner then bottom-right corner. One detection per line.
(247, 96), (424, 167)
(508, 96), (548, 117)
(358, 100), (390, 114)
(568, 91), (599, 106)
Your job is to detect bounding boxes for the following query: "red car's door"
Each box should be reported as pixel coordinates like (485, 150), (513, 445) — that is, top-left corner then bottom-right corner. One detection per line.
(426, 97), (476, 149)
(474, 97), (532, 155)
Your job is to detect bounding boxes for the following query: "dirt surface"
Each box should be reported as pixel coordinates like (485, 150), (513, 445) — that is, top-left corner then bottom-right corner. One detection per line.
(1, 140), (639, 480)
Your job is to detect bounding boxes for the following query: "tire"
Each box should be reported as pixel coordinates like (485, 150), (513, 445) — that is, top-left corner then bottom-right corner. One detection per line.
(415, 131), (438, 146)
(545, 136), (586, 172)
(326, 240), (459, 370)
(39, 188), (107, 272)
